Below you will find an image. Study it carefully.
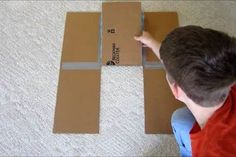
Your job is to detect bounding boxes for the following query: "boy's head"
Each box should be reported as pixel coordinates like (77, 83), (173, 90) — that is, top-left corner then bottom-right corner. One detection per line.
(160, 25), (236, 107)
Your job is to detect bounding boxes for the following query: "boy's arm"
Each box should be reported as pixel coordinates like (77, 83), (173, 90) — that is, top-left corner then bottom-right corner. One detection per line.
(134, 31), (161, 60)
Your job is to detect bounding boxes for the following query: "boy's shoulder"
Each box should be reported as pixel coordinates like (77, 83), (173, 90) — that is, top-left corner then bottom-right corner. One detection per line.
(232, 84), (236, 91)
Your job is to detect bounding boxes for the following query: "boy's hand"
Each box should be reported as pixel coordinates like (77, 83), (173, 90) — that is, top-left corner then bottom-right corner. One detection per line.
(134, 31), (155, 47)
(134, 31), (161, 59)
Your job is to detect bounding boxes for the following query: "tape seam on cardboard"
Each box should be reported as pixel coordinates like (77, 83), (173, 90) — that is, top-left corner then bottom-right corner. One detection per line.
(141, 12), (164, 70)
(141, 12), (145, 66)
(98, 15), (102, 63)
(62, 62), (101, 70)
(143, 62), (164, 69)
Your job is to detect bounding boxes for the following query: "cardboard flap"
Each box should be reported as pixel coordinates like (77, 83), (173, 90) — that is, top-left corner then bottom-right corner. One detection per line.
(144, 69), (184, 134)
(144, 12), (179, 62)
(102, 2), (142, 65)
(54, 70), (100, 133)
(62, 12), (100, 62)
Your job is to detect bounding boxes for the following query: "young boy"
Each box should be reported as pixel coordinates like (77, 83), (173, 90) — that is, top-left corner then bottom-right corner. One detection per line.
(134, 26), (236, 157)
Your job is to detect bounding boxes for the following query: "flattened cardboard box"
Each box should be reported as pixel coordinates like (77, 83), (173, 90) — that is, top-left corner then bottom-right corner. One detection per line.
(102, 2), (142, 65)
(143, 12), (184, 134)
(54, 6), (183, 134)
(53, 12), (101, 133)
(144, 12), (179, 62)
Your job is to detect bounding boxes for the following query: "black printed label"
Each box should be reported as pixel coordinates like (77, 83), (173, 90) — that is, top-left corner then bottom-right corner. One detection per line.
(107, 28), (116, 34)
(111, 43), (119, 64)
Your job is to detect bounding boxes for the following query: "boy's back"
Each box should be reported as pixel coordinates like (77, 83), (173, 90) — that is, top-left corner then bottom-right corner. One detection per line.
(190, 84), (236, 156)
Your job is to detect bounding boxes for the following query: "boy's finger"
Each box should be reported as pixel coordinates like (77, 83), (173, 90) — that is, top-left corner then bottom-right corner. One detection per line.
(142, 44), (148, 47)
(134, 36), (140, 41)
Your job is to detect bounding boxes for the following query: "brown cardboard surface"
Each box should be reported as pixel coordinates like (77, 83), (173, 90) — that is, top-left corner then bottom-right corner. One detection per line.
(53, 12), (101, 133)
(144, 12), (179, 62)
(102, 2), (142, 65)
(61, 12), (100, 62)
(53, 70), (100, 133)
(55, 7), (181, 134)
(144, 12), (183, 134)
(144, 69), (184, 134)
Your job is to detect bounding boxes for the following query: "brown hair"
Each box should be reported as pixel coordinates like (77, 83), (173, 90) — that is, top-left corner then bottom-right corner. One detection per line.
(160, 26), (236, 107)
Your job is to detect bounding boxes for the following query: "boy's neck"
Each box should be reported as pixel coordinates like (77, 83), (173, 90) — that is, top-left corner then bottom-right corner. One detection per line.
(186, 100), (225, 129)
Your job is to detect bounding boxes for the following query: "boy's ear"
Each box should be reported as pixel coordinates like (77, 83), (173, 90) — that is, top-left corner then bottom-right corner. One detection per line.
(169, 82), (179, 99)
(166, 74), (182, 101)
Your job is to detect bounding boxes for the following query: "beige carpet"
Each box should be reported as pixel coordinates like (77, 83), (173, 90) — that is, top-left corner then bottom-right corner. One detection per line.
(0, 1), (236, 156)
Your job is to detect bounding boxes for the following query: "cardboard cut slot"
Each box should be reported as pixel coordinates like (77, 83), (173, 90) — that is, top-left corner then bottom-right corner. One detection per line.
(144, 69), (184, 134)
(102, 2), (142, 66)
(53, 70), (100, 133)
(144, 12), (179, 62)
(61, 12), (100, 62)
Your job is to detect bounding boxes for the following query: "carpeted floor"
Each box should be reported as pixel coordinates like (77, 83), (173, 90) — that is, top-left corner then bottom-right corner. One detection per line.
(0, 1), (236, 156)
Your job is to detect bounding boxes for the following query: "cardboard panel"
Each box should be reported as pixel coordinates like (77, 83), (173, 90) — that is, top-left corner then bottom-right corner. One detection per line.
(61, 12), (100, 62)
(54, 70), (100, 133)
(144, 12), (179, 62)
(102, 2), (142, 65)
(144, 69), (184, 134)
(54, 12), (101, 133)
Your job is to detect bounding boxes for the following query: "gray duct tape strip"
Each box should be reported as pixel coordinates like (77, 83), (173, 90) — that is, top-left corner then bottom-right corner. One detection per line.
(141, 12), (164, 70)
(98, 15), (102, 63)
(141, 12), (146, 66)
(62, 62), (101, 70)
(144, 62), (164, 69)
(141, 12), (144, 31)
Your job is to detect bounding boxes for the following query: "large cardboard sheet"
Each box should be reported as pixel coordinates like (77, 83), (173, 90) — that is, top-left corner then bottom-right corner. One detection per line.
(144, 12), (184, 134)
(53, 12), (101, 133)
(54, 70), (100, 133)
(61, 12), (100, 62)
(144, 69), (183, 134)
(144, 12), (179, 62)
(102, 2), (142, 65)
(54, 8), (183, 134)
